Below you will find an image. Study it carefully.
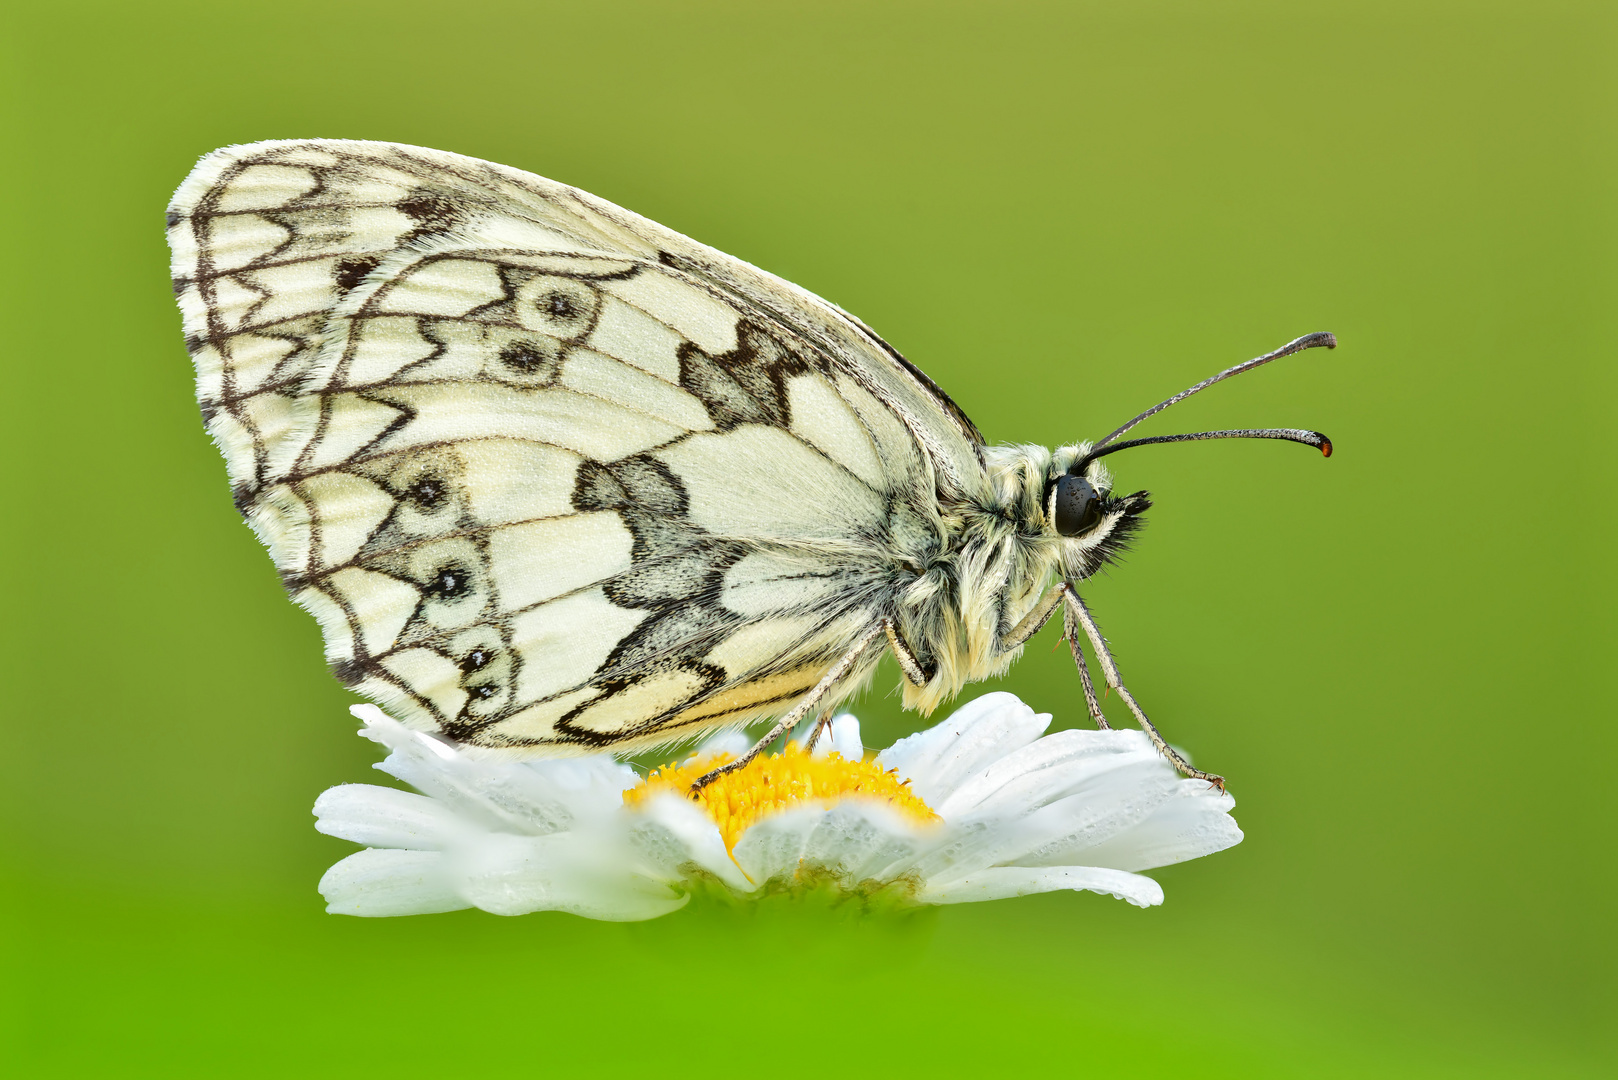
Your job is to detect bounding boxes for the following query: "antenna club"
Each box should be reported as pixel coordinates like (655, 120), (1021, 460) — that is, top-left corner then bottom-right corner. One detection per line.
(1320, 439), (1333, 458)
(1301, 331), (1337, 351)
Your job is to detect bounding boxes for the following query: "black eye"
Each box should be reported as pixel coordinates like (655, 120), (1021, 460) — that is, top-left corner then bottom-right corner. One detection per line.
(1052, 475), (1105, 537)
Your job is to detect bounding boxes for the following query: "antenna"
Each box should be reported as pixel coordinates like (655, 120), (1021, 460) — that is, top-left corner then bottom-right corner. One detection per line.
(1082, 427), (1331, 464)
(1075, 332), (1336, 473)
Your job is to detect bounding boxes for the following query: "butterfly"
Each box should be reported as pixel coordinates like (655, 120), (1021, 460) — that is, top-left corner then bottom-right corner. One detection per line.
(167, 140), (1333, 790)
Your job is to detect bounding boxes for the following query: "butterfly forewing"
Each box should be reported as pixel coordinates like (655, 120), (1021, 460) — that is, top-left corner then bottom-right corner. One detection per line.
(168, 140), (977, 754)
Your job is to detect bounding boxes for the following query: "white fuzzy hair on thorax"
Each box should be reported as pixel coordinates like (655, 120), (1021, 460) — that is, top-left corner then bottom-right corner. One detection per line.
(895, 441), (1117, 714)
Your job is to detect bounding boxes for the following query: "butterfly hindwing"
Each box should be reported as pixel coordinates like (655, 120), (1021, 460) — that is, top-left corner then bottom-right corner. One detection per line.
(169, 141), (977, 754)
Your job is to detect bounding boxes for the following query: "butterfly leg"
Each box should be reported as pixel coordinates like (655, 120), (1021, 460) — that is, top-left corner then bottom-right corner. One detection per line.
(689, 622), (888, 793)
(1060, 601), (1111, 730)
(884, 621), (934, 687)
(1062, 588), (1225, 790)
(999, 584), (1109, 730)
(800, 620), (932, 754)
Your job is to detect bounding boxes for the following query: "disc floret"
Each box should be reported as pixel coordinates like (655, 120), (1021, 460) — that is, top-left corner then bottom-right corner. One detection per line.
(625, 742), (939, 853)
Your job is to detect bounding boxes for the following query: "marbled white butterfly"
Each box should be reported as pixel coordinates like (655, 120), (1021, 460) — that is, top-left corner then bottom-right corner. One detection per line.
(167, 141), (1333, 789)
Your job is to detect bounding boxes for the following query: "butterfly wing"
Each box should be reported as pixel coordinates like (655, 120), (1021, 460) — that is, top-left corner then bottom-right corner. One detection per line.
(168, 140), (984, 754)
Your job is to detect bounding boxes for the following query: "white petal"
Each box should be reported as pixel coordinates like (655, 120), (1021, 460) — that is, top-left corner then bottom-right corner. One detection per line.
(799, 799), (927, 882)
(319, 848), (468, 916)
(451, 832), (686, 921)
(876, 693), (1050, 804)
(1064, 780), (1243, 871)
(830, 713), (863, 760)
(921, 865), (1164, 908)
(910, 742), (1179, 881)
(933, 727), (1158, 819)
(351, 705), (636, 835)
(731, 805), (824, 885)
(960, 771), (1180, 874)
(313, 783), (461, 850)
(801, 712), (863, 760)
(626, 794), (754, 893)
(350, 703), (396, 731)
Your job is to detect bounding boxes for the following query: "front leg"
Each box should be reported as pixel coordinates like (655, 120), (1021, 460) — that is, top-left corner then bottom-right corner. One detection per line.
(884, 620), (935, 687)
(691, 622), (887, 792)
(999, 582), (1108, 729)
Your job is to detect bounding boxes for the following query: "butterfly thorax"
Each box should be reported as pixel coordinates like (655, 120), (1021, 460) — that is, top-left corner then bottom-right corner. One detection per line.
(893, 443), (1118, 714)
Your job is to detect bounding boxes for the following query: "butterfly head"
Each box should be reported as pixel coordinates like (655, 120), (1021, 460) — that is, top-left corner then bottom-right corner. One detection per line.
(1041, 448), (1150, 580)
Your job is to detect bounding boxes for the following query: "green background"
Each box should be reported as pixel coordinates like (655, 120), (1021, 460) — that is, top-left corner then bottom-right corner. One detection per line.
(4, 1), (1612, 1075)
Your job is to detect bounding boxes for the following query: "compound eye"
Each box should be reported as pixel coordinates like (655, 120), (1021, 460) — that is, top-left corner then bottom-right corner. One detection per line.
(1053, 475), (1105, 537)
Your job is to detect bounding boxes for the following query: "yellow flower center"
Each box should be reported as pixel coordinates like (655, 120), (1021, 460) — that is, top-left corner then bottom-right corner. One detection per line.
(623, 743), (940, 853)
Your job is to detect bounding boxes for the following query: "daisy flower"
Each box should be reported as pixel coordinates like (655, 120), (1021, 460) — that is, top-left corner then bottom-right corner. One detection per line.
(314, 693), (1243, 920)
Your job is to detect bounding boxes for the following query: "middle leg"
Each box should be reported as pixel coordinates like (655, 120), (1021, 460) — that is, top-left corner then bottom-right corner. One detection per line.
(1062, 588), (1225, 789)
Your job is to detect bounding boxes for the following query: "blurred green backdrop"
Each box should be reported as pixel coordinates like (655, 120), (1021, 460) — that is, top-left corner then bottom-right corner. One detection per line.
(3, 1), (1613, 1076)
